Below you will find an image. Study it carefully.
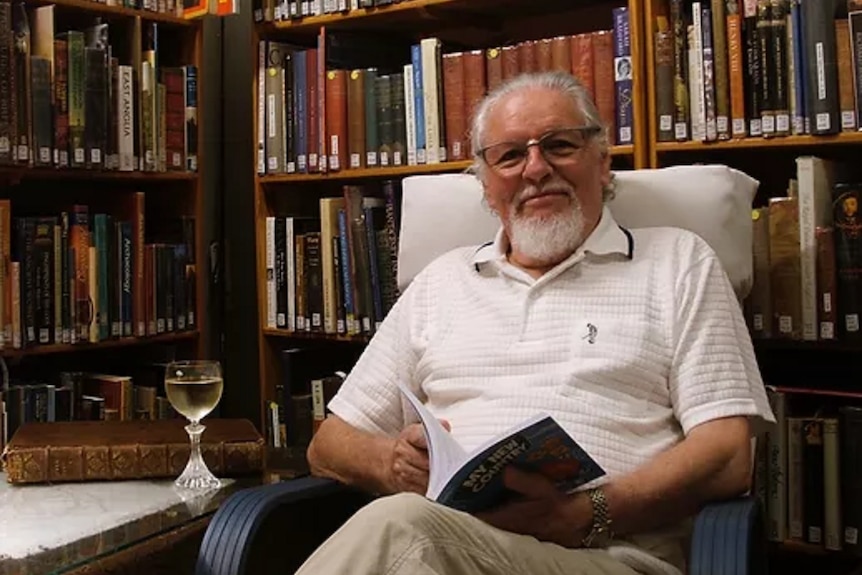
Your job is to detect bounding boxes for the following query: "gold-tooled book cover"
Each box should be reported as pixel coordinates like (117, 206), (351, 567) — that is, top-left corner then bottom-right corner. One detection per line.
(2, 418), (264, 485)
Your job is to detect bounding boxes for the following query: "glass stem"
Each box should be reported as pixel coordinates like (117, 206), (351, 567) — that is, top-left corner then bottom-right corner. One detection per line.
(187, 421), (206, 468)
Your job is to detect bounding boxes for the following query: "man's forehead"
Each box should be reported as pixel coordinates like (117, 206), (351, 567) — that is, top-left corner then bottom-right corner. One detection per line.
(484, 90), (584, 138)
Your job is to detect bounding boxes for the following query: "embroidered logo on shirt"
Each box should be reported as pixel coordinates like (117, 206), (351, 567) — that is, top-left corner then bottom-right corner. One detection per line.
(582, 323), (598, 344)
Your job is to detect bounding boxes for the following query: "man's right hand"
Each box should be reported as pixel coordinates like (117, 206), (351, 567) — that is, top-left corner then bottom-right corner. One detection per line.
(387, 420), (450, 495)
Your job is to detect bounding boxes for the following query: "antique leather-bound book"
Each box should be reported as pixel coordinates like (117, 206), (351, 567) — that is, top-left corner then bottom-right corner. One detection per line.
(3, 418), (264, 485)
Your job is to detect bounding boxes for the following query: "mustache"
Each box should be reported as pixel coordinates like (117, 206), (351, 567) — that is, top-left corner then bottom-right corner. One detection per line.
(514, 182), (576, 209)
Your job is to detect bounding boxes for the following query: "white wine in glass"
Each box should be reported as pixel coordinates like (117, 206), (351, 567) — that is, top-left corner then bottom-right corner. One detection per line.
(165, 360), (224, 490)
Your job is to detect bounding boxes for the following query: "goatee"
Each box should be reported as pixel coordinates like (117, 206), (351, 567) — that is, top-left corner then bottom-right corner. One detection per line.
(507, 186), (586, 265)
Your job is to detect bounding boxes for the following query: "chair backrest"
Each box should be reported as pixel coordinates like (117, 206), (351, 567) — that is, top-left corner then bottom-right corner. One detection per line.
(397, 165), (759, 298)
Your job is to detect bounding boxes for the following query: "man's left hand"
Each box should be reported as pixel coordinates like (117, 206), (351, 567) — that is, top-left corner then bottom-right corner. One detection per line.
(474, 467), (592, 549)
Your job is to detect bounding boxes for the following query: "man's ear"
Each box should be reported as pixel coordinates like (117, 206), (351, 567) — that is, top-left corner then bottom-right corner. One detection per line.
(599, 149), (612, 189)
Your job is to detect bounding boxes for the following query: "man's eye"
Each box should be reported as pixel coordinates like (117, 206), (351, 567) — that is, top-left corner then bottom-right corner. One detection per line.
(543, 139), (579, 154)
(495, 149), (525, 164)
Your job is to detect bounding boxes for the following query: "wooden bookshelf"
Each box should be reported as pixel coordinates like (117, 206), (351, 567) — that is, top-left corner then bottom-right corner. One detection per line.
(252, 0), (649, 446)
(263, 327), (368, 344)
(0, 166), (198, 184)
(642, 1), (862, 568)
(0, 1), (209, 441)
(1, 330), (199, 359)
(27, 0), (194, 26)
(655, 132), (862, 154)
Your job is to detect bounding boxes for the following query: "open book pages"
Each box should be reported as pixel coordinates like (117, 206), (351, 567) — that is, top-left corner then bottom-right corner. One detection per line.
(396, 382), (606, 512)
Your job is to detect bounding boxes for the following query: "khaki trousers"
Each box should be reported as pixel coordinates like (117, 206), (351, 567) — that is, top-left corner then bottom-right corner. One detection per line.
(294, 492), (642, 575)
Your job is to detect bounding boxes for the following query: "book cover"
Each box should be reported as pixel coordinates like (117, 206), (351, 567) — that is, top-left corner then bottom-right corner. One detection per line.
(398, 383), (605, 513)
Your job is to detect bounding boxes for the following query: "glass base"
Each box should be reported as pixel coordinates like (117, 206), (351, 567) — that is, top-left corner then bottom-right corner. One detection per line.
(174, 421), (222, 491)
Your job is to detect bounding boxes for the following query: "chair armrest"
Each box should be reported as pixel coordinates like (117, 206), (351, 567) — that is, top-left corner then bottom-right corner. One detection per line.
(689, 496), (768, 575)
(195, 476), (369, 575)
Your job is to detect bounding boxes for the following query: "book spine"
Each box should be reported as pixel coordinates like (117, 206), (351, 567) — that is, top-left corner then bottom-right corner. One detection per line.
(613, 7), (634, 145)
(0, 1), (14, 164)
(403, 64), (416, 166)
(711, 0), (730, 138)
(4, 440), (263, 484)
(787, 417), (804, 539)
(390, 72), (405, 166)
(266, 216), (276, 329)
(257, 41), (266, 174)
(669, 0), (689, 140)
(823, 417), (842, 550)
(30, 56), (52, 166)
(304, 49), (318, 173)
(420, 38), (443, 164)
(849, 8), (862, 130)
(347, 68), (366, 169)
(293, 51), (307, 172)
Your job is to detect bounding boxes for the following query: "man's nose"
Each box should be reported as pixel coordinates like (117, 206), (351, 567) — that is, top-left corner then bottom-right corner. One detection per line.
(521, 145), (553, 182)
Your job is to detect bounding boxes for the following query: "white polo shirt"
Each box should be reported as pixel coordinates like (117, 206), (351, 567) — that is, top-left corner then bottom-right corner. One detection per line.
(329, 207), (774, 574)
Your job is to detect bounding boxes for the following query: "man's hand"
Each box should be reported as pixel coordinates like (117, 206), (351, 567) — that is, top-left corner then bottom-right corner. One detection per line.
(475, 467), (592, 549)
(387, 420), (451, 495)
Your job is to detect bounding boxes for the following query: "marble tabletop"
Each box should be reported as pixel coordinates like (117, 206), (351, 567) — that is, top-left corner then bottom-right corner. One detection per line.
(0, 473), (246, 575)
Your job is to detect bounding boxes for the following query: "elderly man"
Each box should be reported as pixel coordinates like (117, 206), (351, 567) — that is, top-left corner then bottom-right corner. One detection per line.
(296, 71), (774, 575)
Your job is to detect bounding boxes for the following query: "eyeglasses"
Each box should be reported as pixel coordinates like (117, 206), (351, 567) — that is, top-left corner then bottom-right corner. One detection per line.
(477, 126), (602, 176)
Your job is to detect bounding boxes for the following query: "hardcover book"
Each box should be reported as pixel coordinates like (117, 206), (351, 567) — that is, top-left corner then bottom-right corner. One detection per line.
(2, 418), (264, 485)
(398, 382), (605, 513)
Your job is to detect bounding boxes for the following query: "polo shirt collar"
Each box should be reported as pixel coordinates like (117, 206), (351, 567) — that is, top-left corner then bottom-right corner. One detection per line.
(471, 206), (633, 268)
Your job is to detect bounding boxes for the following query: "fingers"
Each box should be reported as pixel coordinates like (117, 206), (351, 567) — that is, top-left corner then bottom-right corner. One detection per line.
(392, 455), (430, 494)
(402, 424), (428, 450)
(439, 419), (451, 432)
(394, 437), (430, 471)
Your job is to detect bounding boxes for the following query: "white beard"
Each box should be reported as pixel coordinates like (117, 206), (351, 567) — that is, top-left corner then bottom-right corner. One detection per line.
(507, 195), (586, 265)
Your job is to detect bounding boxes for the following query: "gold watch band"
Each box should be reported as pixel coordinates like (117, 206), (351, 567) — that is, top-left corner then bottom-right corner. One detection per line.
(581, 487), (614, 548)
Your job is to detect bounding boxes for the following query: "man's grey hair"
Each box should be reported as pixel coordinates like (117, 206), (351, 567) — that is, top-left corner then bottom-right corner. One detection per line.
(467, 71), (616, 201)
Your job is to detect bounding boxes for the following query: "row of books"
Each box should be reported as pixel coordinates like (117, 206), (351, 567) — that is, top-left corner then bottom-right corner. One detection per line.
(0, 6), (198, 172)
(0, 196), (197, 350)
(264, 346), (360, 450)
(254, 0), (410, 22)
(0, 370), (181, 461)
(756, 388), (862, 553)
(257, 11), (633, 175)
(264, 179), (400, 336)
(743, 156), (862, 342)
(654, 0), (862, 143)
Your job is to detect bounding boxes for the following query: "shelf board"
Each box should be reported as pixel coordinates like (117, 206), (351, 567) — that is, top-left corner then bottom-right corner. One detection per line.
(260, 160), (472, 184)
(753, 338), (862, 352)
(656, 132), (862, 153)
(770, 386), (862, 401)
(773, 539), (833, 555)
(259, 145), (634, 184)
(263, 328), (369, 344)
(1, 331), (199, 359)
(258, 0), (605, 37)
(0, 166), (198, 184)
(29, 0), (196, 26)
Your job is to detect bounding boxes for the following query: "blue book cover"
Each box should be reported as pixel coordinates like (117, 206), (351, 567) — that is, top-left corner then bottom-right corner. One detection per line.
(398, 382), (605, 513)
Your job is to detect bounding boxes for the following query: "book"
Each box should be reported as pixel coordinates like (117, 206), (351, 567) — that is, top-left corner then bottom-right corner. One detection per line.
(397, 382), (606, 513)
(2, 418), (264, 485)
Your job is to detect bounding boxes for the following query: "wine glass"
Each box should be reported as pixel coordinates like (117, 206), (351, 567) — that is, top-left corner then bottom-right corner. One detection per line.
(165, 360), (224, 490)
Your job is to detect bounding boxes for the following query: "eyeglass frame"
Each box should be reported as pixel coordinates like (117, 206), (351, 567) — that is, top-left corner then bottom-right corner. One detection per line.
(475, 125), (604, 174)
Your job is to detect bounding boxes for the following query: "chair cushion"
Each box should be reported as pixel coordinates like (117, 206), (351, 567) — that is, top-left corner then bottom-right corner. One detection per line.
(397, 165), (759, 297)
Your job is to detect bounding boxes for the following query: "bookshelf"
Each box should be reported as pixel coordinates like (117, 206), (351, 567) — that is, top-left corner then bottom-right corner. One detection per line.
(251, 0), (649, 455)
(0, 0), (208, 452)
(643, 0), (862, 567)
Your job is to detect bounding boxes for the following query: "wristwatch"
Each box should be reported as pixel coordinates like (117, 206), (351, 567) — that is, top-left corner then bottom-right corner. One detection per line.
(581, 487), (614, 548)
